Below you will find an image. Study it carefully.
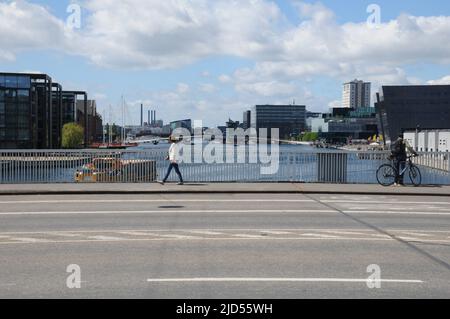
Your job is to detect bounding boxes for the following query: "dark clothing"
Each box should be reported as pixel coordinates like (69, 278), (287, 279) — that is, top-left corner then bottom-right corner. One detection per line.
(163, 163), (183, 183)
(391, 139), (407, 158)
(391, 138), (414, 185)
(394, 158), (406, 184)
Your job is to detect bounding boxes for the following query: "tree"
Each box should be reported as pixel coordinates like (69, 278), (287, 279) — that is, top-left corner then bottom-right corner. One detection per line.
(62, 123), (84, 149)
(302, 132), (319, 142)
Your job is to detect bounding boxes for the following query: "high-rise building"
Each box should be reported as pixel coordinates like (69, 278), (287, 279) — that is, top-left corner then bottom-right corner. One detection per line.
(242, 110), (251, 130)
(375, 85), (450, 144)
(251, 104), (306, 138)
(342, 79), (371, 109)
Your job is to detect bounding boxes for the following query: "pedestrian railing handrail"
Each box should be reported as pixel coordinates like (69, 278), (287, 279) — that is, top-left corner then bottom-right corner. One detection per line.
(0, 149), (449, 184)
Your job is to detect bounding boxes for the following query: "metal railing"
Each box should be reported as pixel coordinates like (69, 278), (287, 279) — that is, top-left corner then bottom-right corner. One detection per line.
(1, 149), (449, 184)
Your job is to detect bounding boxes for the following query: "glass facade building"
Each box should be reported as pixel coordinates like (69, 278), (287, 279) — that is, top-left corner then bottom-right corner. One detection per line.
(376, 85), (450, 144)
(1, 72), (97, 149)
(0, 73), (52, 149)
(251, 104), (306, 138)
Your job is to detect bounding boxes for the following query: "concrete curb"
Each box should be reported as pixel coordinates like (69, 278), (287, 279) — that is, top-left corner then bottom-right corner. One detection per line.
(0, 186), (449, 197)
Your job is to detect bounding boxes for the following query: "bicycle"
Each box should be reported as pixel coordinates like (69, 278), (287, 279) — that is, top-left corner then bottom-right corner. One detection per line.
(376, 155), (422, 187)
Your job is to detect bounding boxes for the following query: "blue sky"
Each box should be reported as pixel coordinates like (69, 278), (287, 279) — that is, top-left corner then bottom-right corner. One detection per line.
(2, 0), (450, 127)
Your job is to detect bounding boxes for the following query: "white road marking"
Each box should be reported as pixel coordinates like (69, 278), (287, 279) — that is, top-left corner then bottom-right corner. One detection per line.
(398, 237), (421, 241)
(262, 231), (295, 235)
(343, 211), (450, 216)
(400, 232), (433, 237)
(0, 199), (315, 205)
(88, 236), (124, 241)
(0, 210), (337, 216)
(233, 234), (264, 239)
(300, 233), (342, 239)
(156, 234), (203, 240)
(189, 231), (225, 236)
(322, 200), (450, 205)
(146, 277), (424, 284)
(118, 231), (156, 236)
(11, 237), (46, 243)
(321, 230), (369, 236)
(1, 228), (449, 236)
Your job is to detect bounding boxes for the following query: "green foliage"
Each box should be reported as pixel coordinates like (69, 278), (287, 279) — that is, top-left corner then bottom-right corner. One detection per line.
(62, 123), (84, 149)
(301, 132), (319, 142)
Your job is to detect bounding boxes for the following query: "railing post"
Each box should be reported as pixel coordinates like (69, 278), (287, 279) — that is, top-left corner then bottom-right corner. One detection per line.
(317, 152), (348, 184)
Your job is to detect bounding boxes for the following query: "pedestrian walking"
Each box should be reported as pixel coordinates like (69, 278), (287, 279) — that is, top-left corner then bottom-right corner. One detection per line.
(158, 136), (184, 185)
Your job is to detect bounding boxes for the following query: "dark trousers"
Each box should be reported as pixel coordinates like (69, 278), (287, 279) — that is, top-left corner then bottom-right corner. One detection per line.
(394, 157), (406, 184)
(163, 163), (183, 183)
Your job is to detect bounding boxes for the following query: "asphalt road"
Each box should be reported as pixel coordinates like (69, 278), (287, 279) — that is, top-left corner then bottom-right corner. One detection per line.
(0, 193), (449, 299)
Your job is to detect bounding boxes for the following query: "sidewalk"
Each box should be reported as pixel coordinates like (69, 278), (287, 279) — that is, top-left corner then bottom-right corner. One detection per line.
(0, 183), (449, 196)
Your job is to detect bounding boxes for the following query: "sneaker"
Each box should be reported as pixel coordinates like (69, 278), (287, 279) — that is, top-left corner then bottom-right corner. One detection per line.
(177, 182), (184, 185)
(157, 181), (165, 185)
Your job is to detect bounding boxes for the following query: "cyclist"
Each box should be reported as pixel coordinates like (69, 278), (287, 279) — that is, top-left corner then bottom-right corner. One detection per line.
(390, 134), (418, 186)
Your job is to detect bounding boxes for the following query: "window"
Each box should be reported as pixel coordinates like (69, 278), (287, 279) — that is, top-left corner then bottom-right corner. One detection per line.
(17, 90), (29, 102)
(17, 76), (30, 89)
(0, 75), (4, 87)
(4, 76), (18, 88)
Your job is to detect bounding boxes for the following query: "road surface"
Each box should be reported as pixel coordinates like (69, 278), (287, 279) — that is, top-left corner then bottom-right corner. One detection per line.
(0, 193), (449, 298)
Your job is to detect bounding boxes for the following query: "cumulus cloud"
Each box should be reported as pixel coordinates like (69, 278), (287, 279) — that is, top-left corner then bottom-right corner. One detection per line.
(2, 0), (450, 117)
(427, 75), (450, 85)
(0, 1), (71, 61)
(3, 1), (450, 76)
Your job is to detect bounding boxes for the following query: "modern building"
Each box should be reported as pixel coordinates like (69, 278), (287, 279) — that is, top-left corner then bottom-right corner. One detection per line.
(306, 111), (322, 131)
(170, 119), (192, 134)
(0, 72), (101, 149)
(0, 73), (53, 149)
(342, 79), (371, 109)
(375, 85), (450, 144)
(310, 107), (378, 143)
(404, 129), (450, 153)
(242, 110), (251, 130)
(251, 104), (306, 138)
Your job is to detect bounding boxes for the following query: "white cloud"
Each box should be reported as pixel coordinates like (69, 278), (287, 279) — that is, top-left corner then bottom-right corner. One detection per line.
(427, 75), (450, 85)
(235, 81), (296, 97)
(199, 83), (217, 93)
(0, 1), (71, 61)
(3, 0), (450, 122)
(176, 83), (190, 94)
(218, 74), (232, 84)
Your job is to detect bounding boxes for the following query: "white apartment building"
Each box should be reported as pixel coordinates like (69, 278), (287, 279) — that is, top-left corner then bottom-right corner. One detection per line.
(404, 130), (450, 153)
(342, 79), (371, 109)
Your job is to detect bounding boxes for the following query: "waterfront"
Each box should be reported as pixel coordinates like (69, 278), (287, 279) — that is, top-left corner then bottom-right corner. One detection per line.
(1, 144), (450, 185)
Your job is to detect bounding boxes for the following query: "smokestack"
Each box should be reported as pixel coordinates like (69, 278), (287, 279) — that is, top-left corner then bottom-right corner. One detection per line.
(153, 110), (156, 124)
(148, 110), (151, 125)
(140, 104), (143, 127)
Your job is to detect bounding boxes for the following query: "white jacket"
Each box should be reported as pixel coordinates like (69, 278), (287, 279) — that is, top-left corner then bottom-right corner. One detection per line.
(168, 143), (179, 163)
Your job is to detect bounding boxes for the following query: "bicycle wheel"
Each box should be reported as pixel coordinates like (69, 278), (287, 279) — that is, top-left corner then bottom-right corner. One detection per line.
(376, 164), (396, 187)
(409, 165), (422, 187)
